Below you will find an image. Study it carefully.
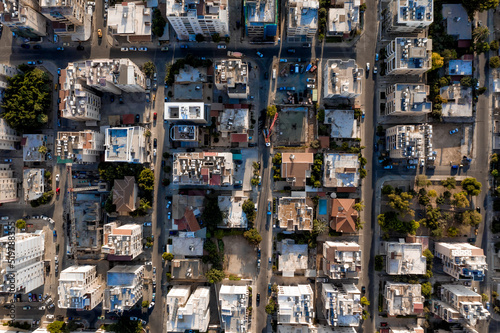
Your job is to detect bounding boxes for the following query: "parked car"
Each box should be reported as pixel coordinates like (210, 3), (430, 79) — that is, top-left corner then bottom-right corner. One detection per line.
(256, 293), (260, 305)
(217, 44), (226, 49)
(135, 114), (140, 123)
(129, 47), (137, 51)
(256, 51), (263, 58)
(55, 174), (59, 182)
(257, 249), (261, 258)
(21, 44), (30, 49)
(161, 46), (169, 52)
(375, 53), (379, 61)
(149, 302), (155, 309)
(38, 305), (46, 310)
(97, 29), (102, 38)
(27, 61), (36, 65)
(306, 84), (315, 89)
(306, 78), (316, 83)
(180, 45), (188, 49)
(383, 165), (393, 169)
(3, 159), (11, 163)
(373, 66), (378, 74)
(23, 306), (31, 310)
(53, 230), (57, 237)
(167, 212), (171, 220)
(153, 112), (157, 120)
(138, 47), (148, 51)
(56, 47), (64, 51)
(153, 138), (157, 148)
(120, 47), (128, 51)
(366, 63), (370, 71)
(449, 128), (459, 134)
(287, 48), (296, 53)
(167, 201), (171, 209)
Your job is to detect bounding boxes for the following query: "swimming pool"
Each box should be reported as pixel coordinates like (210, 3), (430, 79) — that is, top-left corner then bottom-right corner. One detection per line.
(319, 199), (327, 215)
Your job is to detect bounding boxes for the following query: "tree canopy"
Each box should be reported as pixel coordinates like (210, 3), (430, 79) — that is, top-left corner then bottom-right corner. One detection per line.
(138, 168), (155, 192)
(143, 61), (156, 77)
(201, 194), (223, 231)
(15, 219), (26, 230)
(430, 52), (444, 71)
(205, 268), (225, 283)
(267, 105), (277, 118)
(152, 8), (166, 37)
(243, 228), (262, 245)
(490, 56), (500, 69)
(1, 67), (51, 131)
(462, 177), (482, 196)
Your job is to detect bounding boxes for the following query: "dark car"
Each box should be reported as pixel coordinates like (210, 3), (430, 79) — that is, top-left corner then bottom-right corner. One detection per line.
(119, 96), (123, 104)
(21, 44), (30, 49)
(287, 48), (296, 53)
(256, 293), (260, 305)
(257, 249), (261, 258)
(37, 60), (43, 64)
(361, 286), (366, 293)
(76, 45), (84, 51)
(264, 72), (269, 80)
(33, 45), (42, 50)
(218, 96), (223, 103)
(110, 95), (115, 102)
(153, 139), (157, 148)
(135, 114), (140, 123)
(187, 148), (195, 152)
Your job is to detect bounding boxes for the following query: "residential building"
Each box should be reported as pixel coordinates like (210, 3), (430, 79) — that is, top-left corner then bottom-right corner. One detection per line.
(278, 239), (308, 277)
(324, 59), (363, 99)
(64, 59), (146, 95)
(440, 84), (473, 118)
(101, 223), (143, 261)
(278, 325), (357, 333)
(171, 233), (204, 257)
(244, 0), (277, 39)
(111, 176), (139, 215)
(58, 265), (104, 310)
(388, 326), (425, 333)
(287, 0), (319, 42)
(321, 283), (362, 327)
(385, 84), (432, 115)
(55, 131), (105, 163)
(442, 4), (472, 43)
(22, 134), (46, 162)
(214, 60), (249, 99)
(448, 58), (473, 77)
(383, 0), (433, 33)
(171, 259), (204, 279)
(171, 193), (204, 232)
(166, 285), (210, 332)
(323, 154), (360, 190)
(217, 104), (250, 139)
(281, 153), (313, 187)
(0, 0), (47, 37)
(329, 199), (358, 234)
(0, 231), (45, 293)
(384, 282), (424, 317)
(108, 2), (151, 42)
(432, 284), (489, 326)
(277, 196), (313, 231)
(22, 168), (44, 202)
(172, 65), (208, 101)
(385, 124), (433, 161)
(434, 242), (487, 282)
(385, 241), (426, 275)
(164, 102), (208, 124)
(170, 125), (199, 142)
(327, 1), (360, 37)
(219, 285), (249, 333)
(218, 196), (248, 228)
(277, 285), (314, 325)
(172, 152), (234, 186)
(71, 192), (103, 254)
(324, 109), (358, 139)
(59, 64), (102, 121)
(166, 0), (229, 41)
(0, 163), (18, 203)
(385, 37), (432, 75)
(104, 127), (147, 164)
(322, 241), (361, 279)
(39, 0), (88, 37)
(104, 265), (144, 312)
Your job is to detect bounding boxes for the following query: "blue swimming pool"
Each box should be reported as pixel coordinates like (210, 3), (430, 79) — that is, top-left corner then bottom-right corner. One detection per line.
(319, 199), (327, 215)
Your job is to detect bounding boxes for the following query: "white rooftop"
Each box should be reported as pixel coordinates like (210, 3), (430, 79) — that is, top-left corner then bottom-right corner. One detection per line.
(324, 109), (358, 138)
(385, 241), (426, 275)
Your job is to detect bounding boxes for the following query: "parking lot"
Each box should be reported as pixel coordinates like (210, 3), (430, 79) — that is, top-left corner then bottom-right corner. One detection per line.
(274, 57), (318, 105)
(432, 123), (473, 166)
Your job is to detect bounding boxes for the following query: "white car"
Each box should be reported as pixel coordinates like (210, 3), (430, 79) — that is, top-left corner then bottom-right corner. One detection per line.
(366, 63), (370, 71)
(153, 149), (157, 157)
(38, 305), (46, 310)
(120, 47), (128, 51)
(146, 261), (152, 266)
(55, 174), (59, 182)
(307, 84), (315, 89)
(0, 216), (8, 221)
(256, 51), (263, 58)
(149, 302), (155, 309)
(217, 44), (226, 49)
(46, 315), (54, 320)
(373, 66), (378, 74)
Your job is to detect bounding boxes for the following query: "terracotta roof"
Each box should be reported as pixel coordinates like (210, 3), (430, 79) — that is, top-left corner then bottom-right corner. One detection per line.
(122, 114), (135, 124)
(330, 198), (358, 233)
(413, 302), (424, 312)
(185, 208), (200, 231)
(230, 133), (248, 143)
(281, 153), (314, 187)
(318, 136), (330, 149)
(210, 174), (221, 186)
(112, 176), (138, 213)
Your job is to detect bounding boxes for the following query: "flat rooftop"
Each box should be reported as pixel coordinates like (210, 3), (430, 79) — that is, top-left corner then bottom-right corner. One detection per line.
(440, 84), (473, 117)
(324, 109), (357, 138)
(442, 4), (471, 40)
(246, 0), (275, 24)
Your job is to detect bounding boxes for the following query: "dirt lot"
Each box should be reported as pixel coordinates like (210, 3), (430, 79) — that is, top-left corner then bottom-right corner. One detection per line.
(275, 60), (317, 105)
(223, 235), (257, 278)
(274, 106), (309, 145)
(432, 123), (473, 166)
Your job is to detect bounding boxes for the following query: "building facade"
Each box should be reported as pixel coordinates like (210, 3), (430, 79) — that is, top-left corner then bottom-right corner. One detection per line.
(385, 37), (432, 75)
(104, 127), (147, 163)
(101, 223), (143, 260)
(434, 242), (487, 282)
(58, 265), (104, 310)
(104, 265), (144, 312)
(324, 59), (363, 99)
(383, 0), (433, 33)
(55, 131), (105, 163)
(321, 283), (362, 327)
(287, 0), (318, 42)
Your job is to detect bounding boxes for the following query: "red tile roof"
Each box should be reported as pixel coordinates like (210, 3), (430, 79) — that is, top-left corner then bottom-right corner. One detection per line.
(231, 133), (248, 143)
(122, 114), (134, 124)
(330, 199), (358, 233)
(210, 174), (221, 186)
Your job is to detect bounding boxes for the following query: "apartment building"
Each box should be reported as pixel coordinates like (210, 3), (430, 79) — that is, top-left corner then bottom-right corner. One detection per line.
(323, 109), (358, 139)
(244, 0), (277, 39)
(104, 265), (144, 312)
(385, 84), (432, 115)
(323, 154), (360, 190)
(287, 0), (318, 42)
(170, 125), (199, 142)
(0, 0), (47, 37)
(104, 127), (147, 164)
(218, 196), (248, 228)
(277, 196), (313, 231)
(434, 242), (487, 282)
(278, 239), (308, 277)
(214, 60), (249, 99)
(55, 131), (105, 163)
(0, 163), (18, 203)
(22, 168), (44, 202)
(217, 104), (250, 138)
(432, 284), (489, 326)
(281, 153), (314, 187)
(385, 241), (426, 275)
(39, 0), (88, 36)
(0, 231), (45, 293)
(102, 223), (143, 261)
(164, 102), (208, 124)
(440, 84), (473, 118)
(330, 199), (358, 234)
(166, 285), (210, 332)
(384, 282), (424, 317)
(219, 285), (249, 333)
(277, 285), (314, 325)
(388, 326), (425, 333)
(385, 124), (433, 161)
(58, 265), (104, 310)
(385, 37), (432, 75)
(384, 0), (433, 33)
(108, 2), (151, 42)
(321, 283), (362, 327)
(22, 134), (46, 162)
(172, 152), (234, 186)
(327, 0), (360, 37)
(322, 241), (361, 279)
(59, 64), (101, 122)
(323, 59), (363, 99)
(166, 0), (229, 41)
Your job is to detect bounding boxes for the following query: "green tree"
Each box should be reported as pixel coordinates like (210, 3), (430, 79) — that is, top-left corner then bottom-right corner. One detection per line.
(1, 67), (51, 131)
(143, 61), (156, 77)
(242, 199), (256, 224)
(359, 168), (367, 179)
(38, 113), (48, 124)
(473, 26), (490, 42)
(441, 177), (456, 189)
(243, 228), (262, 245)
(441, 49), (457, 62)
(38, 145), (47, 154)
(142, 300), (149, 308)
(448, 226), (459, 237)
(419, 195), (430, 206)
(421, 282), (432, 298)
(460, 76), (473, 87)
(251, 178), (260, 186)
(195, 34), (205, 43)
(428, 189), (437, 197)
(265, 298), (277, 314)
(107, 316), (143, 333)
(430, 52), (444, 71)
(476, 41), (490, 53)
(388, 192), (414, 216)
(360, 296), (370, 306)
(310, 139), (321, 149)
(47, 321), (67, 333)
(201, 194), (224, 230)
(416, 175), (430, 187)
(312, 219), (328, 235)
(272, 152), (282, 165)
(381, 184), (394, 195)
(374, 255), (384, 271)
(491, 40), (500, 51)
(267, 105), (277, 118)
(162, 252), (174, 261)
(482, 293), (489, 302)
(490, 56), (500, 69)
(152, 8), (166, 37)
(462, 177), (482, 196)
(353, 201), (365, 212)
(15, 219), (26, 230)
(205, 268), (225, 283)
(211, 33), (221, 43)
(452, 192), (470, 208)
(462, 210), (482, 226)
(138, 168), (155, 192)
